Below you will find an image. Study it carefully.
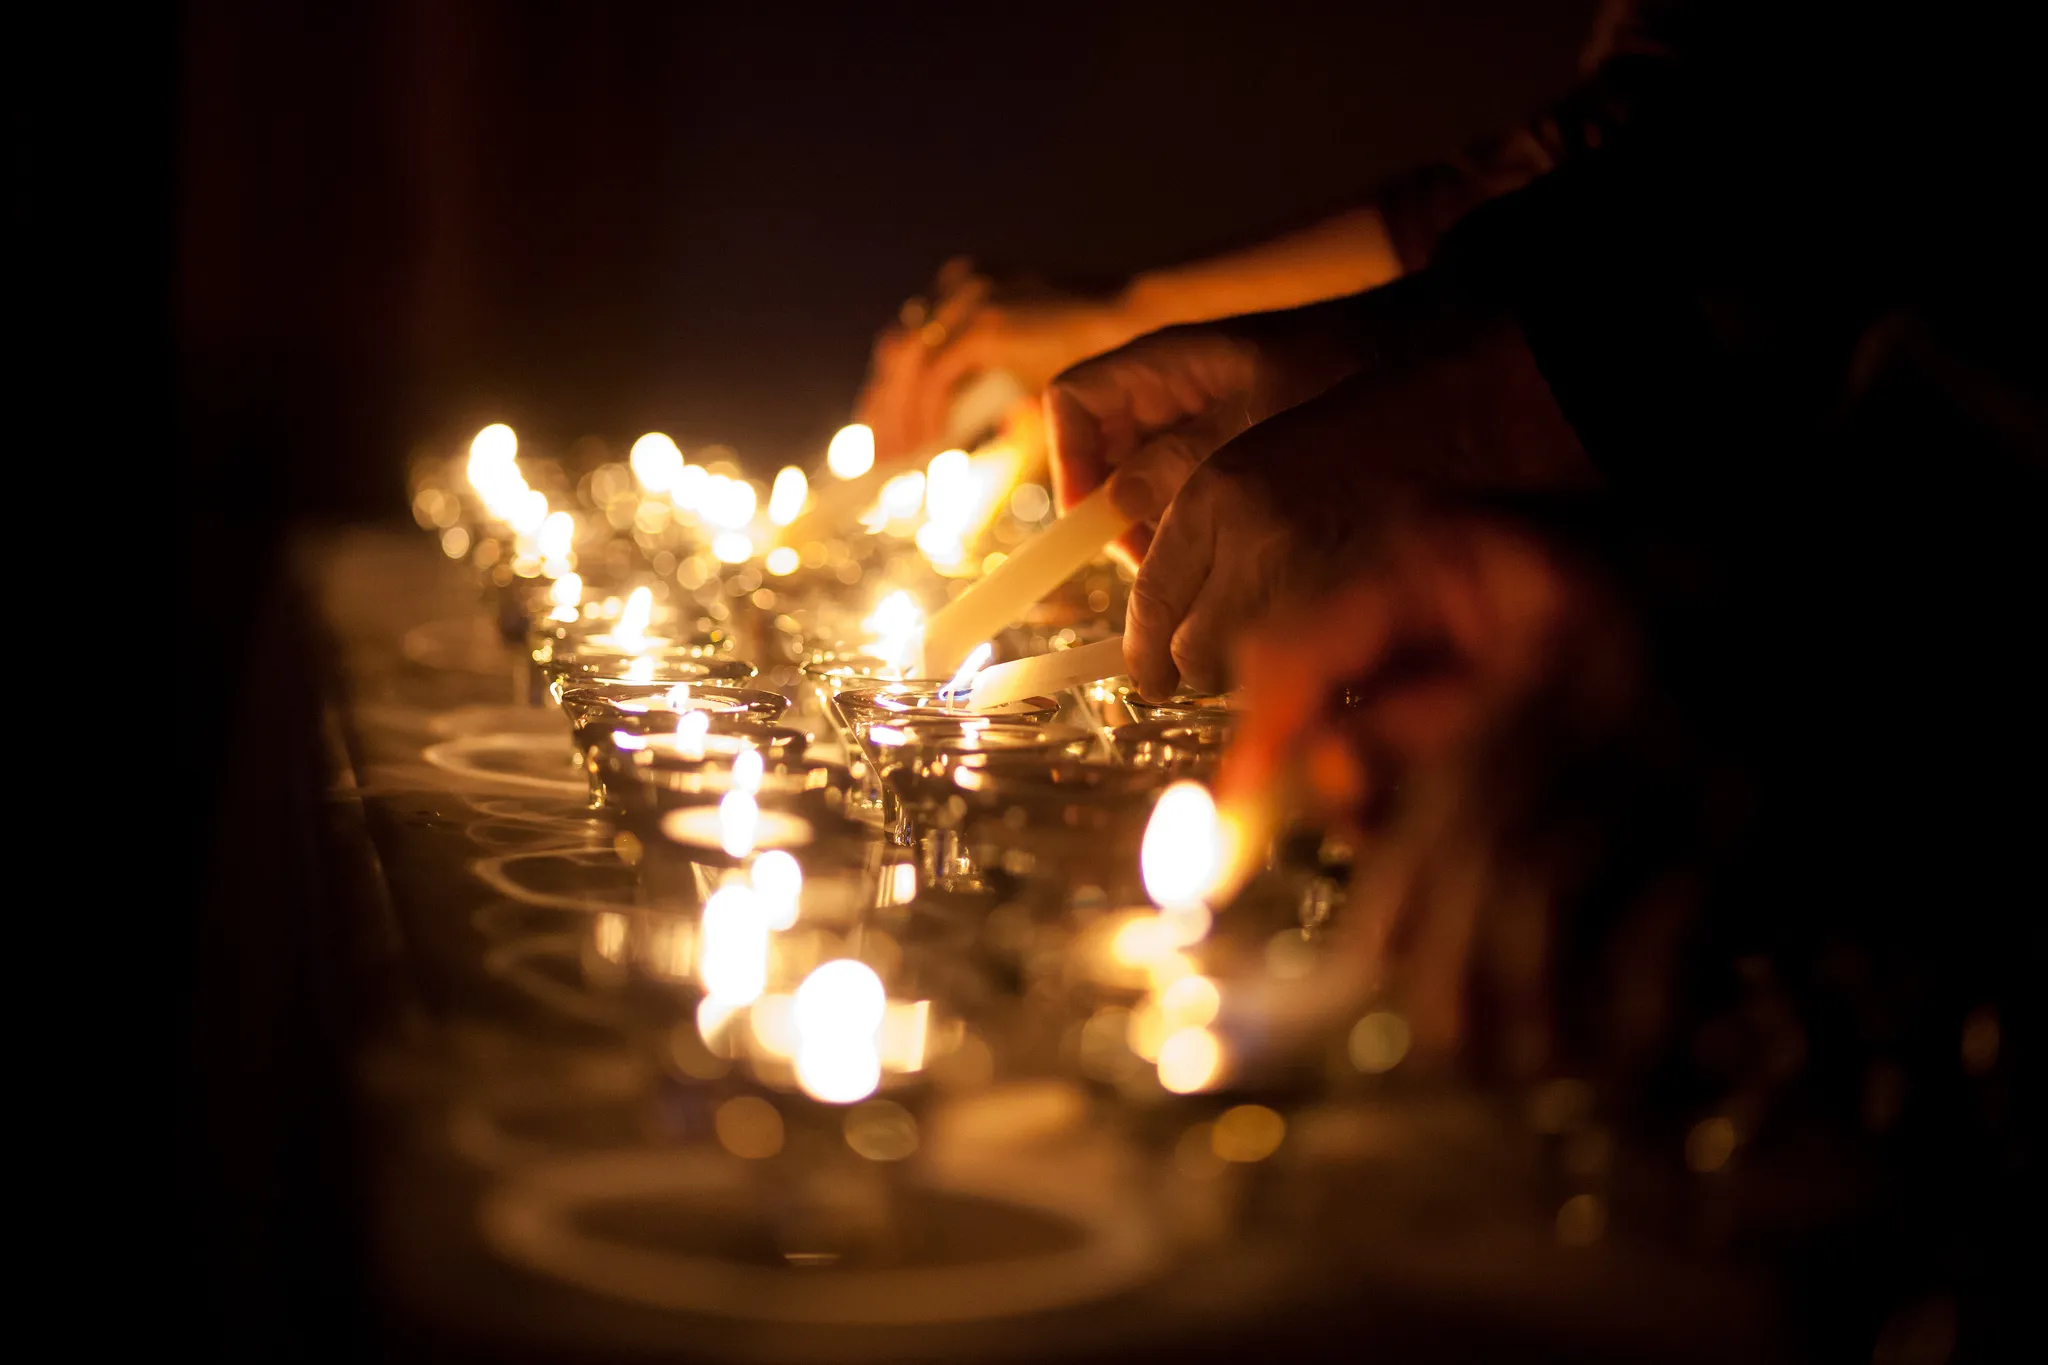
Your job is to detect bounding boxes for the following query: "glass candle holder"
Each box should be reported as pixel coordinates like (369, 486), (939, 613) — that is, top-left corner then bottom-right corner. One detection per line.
(625, 758), (864, 884)
(865, 717), (1095, 848)
(831, 683), (1062, 824)
(578, 713), (811, 814)
(1110, 715), (1237, 777)
(556, 681), (791, 732)
(1080, 679), (1237, 729)
(544, 653), (758, 702)
(924, 758), (1170, 900)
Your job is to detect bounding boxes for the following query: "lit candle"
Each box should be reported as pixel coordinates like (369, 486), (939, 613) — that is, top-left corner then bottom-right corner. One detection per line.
(915, 483), (1132, 677)
(967, 635), (1126, 709)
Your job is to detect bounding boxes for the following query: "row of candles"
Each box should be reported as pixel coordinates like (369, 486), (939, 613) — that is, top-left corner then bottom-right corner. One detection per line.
(411, 418), (1384, 1158)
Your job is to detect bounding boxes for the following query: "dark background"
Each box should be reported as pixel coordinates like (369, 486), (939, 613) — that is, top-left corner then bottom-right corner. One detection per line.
(175, 0), (1593, 521)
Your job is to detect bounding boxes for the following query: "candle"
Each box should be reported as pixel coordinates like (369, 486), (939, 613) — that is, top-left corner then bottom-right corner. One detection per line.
(915, 483), (1133, 677)
(967, 635), (1127, 709)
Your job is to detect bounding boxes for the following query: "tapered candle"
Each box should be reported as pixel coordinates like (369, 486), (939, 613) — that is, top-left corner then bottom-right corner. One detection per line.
(917, 484), (1132, 677)
(967, 635), (1127, 709)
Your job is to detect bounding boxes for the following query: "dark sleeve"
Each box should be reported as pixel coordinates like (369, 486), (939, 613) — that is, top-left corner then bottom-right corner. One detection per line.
(1372, 0), (1686, 272)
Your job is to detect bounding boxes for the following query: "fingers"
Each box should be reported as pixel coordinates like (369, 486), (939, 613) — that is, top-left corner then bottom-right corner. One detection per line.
(1123, 471), (1220, 701)
(865, 272), (995, 466)
(1219, 581), (1397, 815)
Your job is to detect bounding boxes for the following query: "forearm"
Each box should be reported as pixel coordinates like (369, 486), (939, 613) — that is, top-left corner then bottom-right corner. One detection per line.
(1116, 207), (1404, 334)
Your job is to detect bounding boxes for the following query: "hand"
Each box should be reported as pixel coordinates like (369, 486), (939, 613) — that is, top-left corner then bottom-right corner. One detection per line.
(1117, 299), (1597, 700)
(1044, 308), (1368, 573)
(856, 259), (1143, 469)
(1216, 512), (1648, 1064)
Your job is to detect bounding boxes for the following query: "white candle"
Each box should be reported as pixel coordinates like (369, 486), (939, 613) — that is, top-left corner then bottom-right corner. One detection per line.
(967, 635), (1127, 710)
(916, 484), (1132, 677)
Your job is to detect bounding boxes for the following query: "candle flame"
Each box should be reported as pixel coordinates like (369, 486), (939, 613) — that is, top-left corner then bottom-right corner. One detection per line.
(712, 530), (755, 564)
(862, 590), (925, 678)
(698, 883), (768, 1006)
(940, 642), (993, 704)
(768, 466), (809, 526)
(624, 656), (656, 683)
(1141, 781), (1222, 917)
(629, 432), (685, 495)
(704, 474), (758, 530)
(827, 423), (876, 480)
(719, 790), (759, 857)
(548, 571), (583, 608)
(537, 510), (576, 562)
(466, 424), (534, 525)
(616, 586), (655, 651)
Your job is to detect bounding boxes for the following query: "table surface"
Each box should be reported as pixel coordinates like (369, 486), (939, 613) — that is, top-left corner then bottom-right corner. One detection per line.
(309, 527), (1787, 1364)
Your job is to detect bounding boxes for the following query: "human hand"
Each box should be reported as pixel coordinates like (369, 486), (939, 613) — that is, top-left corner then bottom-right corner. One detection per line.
(1115, 301), (1596, 701)
(856, 258), (1143, 470)
(1044, 308), (1368, 573)
(1216, 512), (1646, 1063)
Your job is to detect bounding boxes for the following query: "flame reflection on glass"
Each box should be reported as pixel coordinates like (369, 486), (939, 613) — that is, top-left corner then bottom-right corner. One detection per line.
(792, 960), (887, 1104)
(718, 790), (759, 858)
(1142, 781), (1222, 916)
(749, 848), (802, 930)
(698, 884), (769, 1006)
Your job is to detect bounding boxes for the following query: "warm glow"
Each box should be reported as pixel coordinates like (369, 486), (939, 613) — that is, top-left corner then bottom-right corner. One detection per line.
(914, 521), (966, 567)
(470, 422), (517, 466)
(466, 424), (531, 524)
(1159, 974), (1222, 1030)
(1141, 781), (1222, 914)
(537, 510), (575, 562)
(877, 999), (932, 1071)
(792, 959), (888, 1104)
(748, 994), (799, 1059)
(547, 571), (583, 608)
(674, 707), (710, 760)
(712, 530), (754, 564)
(672, 463), (709, 511)
(630, 433), (685, 494)
(731, 747), (764, 794)
(768, 466), (808, 526)
(924, 449), (972, 524)
(827, 423), (875, 479)
(749, 849), (802, 930)
(698, 884), (768, 1005)
(510, 488), (550, 536)
(862, 590), (925, 678)
(879, 471), (926, 521)
(624, 656), (657, 683)
(704, 475), (758, 530)
(764, 545), (800, 576)
(795, 1038), (883, 1104)
(1157, 1027), (1223, 1093)
(616, 587), (654, 650)
(718, 790), (759, 857)
(794, 959), (887, 1036)
(940, 642), (993, 702)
